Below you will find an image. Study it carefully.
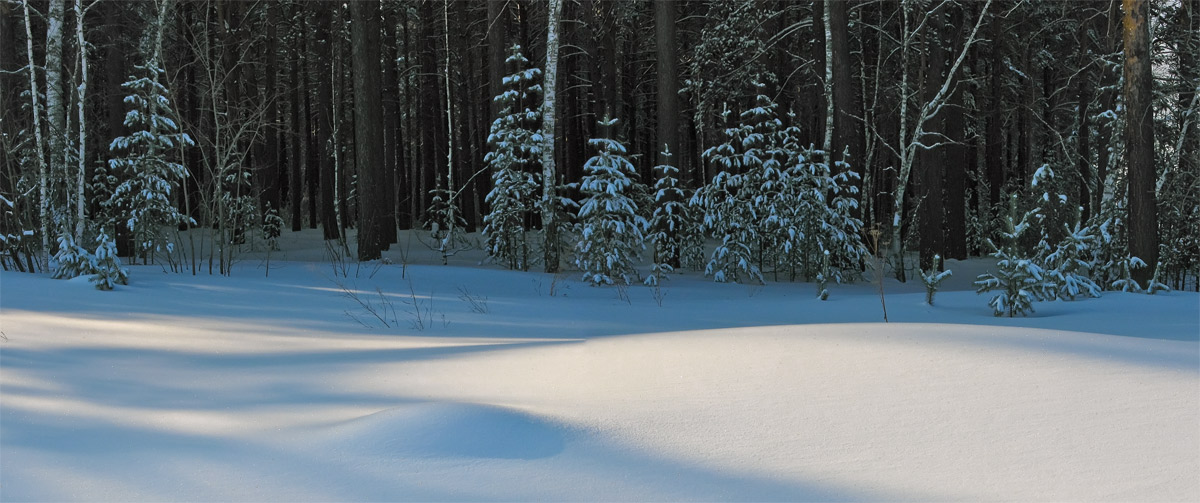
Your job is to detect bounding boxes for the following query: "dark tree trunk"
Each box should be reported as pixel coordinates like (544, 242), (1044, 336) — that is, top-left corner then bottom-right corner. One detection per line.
(1076, 37), (1093, 223)
(381, 8), (400, 243)
(985, 6), (1005, 214)
(288, 6), (304, 232)
(316, 2), (338, 240)
(1122, 0), (1158, 285)
(654, 0), (680, 267)
(942, 2), (968, 261)
(487, 0), (508, 120)
(257, 0), (281, 215)
(350, 0), (393, 260)
(419, 0), (441, 222)
(918, 7), (947, 272)
(655, 0), (678, 166)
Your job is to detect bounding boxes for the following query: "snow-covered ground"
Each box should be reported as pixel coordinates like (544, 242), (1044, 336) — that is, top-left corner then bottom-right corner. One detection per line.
(2, 229), (1197, 501)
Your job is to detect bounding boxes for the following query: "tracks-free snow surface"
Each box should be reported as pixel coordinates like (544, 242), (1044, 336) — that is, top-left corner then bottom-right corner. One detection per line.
(2, 238), (1197, 501)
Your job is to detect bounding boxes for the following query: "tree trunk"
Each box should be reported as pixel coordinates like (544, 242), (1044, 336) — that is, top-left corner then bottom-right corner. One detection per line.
(942, 3), (968, 261)
(541, 0), (563, 273)
(257, 0), (281, 216)
(654, 0), (679, 267)
(917, 6), (948, 272)
(487, 0), (508, 120)
(22, 0), (50, 262)
(350, 0), (391, 260)
(289, 6), (303, 232)
(984, 6), (1005, 214)
(829, 0), (861, 170)
(73, 0), (88, 242)
(315, 3), (337, 239)
(1122, 0), (1158, 285)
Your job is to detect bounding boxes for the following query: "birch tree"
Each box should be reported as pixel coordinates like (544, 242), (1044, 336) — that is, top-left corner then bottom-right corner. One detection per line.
(540, 0), (563, 273)
(21, 0), (49, 264)
(72, 0), (88, 242)
(45, 0), (66, 239)
(883, 0), (992, 276)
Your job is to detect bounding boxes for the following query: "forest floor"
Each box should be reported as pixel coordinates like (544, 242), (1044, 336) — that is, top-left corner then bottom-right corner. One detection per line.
(1, 229), (1197, 501)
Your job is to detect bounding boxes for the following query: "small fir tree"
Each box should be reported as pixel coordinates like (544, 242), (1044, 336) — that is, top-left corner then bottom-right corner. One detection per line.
(483, 45), (543, 271)
(107, 62), (193, 262)
(89, 230), (128, 290)
(975, 196), (1055, 317)
(693, 105), (764, 284)
(645, 146), (695, 285)
(574, 118), (646, 286)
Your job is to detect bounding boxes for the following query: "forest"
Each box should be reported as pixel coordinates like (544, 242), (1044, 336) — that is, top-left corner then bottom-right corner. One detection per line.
(1, 0), (1197, 297)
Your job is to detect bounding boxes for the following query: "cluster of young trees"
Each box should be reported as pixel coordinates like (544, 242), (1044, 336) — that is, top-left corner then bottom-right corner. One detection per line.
(1, 0), (1195, 292)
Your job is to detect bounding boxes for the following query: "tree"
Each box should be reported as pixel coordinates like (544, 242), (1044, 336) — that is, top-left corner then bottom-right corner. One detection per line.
(540, 0), (564, 273)
(106, 61), (193, 262)
(21, 0), (50, 264)
(349, 0), (393, 261)
(483, 45), (542, 271)
(575, 118), (646, 286)
(1122, 0), (1157, 287)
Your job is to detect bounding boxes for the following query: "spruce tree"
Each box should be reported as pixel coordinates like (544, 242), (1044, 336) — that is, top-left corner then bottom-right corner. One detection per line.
(574, 118), (646, 286)
(975, 196), (1055, 317)
(106, 63), (193, 262)
(693, 110), (761, 284)
(483, 45), (542, 271)
(645, 146), (695, 284)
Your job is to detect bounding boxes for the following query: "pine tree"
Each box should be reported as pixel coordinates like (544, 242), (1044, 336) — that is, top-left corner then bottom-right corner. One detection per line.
(106, 63), (193, 262)
(483, 45), (542, 271)
(574, 118), (646, 286)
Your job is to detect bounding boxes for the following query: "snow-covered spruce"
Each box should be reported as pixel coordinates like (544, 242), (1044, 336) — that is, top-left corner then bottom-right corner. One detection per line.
(975, 196), (1056, 317)
(920, 255), (953, 306)
(483, 45), (542, 271)
(694, 90), (863, 285)
(89, 231), (128, 290)
(574, 118), (647, 286)
(645, 147), (700, 285)
(106, 63), (193, 262)
(51, 231), (95, 280)
(693, 101), (767, 284)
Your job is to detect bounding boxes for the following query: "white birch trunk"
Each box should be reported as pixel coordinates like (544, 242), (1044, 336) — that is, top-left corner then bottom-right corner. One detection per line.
(45, 0), (66, 236)
(823, 0), (834, 155)
(442, 0), (456, 263)
(74, 0), (88, 242)
(540, 0), (563, 273)
(23, 0), (50, 263)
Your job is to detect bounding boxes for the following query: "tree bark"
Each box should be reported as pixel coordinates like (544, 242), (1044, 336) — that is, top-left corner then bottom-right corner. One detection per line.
(487, 0), (508, 120)
(257, 0), (281, 216)
(23, 0), (50, 261)
(942, 3), (968, 261)
(918, 6), (947, 272)
(654, 0), (679, 267)
(73, 0), (88, 242)
(316, 3), (337, 240)
(541, 0), (563, 273)
(1122, 0), (1158, 285)
(350, 0), (392, 260)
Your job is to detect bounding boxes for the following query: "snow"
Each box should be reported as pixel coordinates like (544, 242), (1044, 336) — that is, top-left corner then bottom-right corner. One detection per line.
(2, 229), (1198, 501)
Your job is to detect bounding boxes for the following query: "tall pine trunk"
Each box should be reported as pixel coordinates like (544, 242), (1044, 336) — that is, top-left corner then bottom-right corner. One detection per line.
(349, 0), (392, 260)
(1122, 0), (1158, 285)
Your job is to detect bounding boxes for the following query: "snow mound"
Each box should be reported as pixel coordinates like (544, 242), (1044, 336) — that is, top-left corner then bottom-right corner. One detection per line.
(318, 402), (567, 460)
